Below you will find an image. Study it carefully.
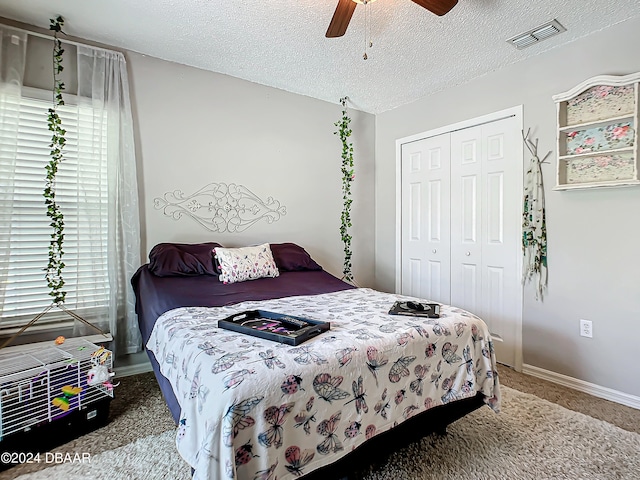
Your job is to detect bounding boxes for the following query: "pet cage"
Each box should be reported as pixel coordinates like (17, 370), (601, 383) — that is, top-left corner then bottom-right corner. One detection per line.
(0, 338), (114, 440)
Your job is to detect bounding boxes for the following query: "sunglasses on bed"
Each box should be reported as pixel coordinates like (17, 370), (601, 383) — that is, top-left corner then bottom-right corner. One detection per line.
(407, 301), (425, 311)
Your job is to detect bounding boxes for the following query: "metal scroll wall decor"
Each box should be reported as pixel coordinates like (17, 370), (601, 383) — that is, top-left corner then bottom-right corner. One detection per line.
(154, 183), (287, 233)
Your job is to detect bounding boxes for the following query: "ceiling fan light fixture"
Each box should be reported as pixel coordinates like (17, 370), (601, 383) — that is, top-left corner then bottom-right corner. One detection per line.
(507, 19), (567, 50)
(353, 0), (377, 4)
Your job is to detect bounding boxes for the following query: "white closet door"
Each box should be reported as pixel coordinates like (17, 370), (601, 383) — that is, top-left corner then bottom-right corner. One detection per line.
(479, 117), (521, 367)
(450, 125), (483, 315)
(450, 117), (520, 367)
(400, 135), (451, 304)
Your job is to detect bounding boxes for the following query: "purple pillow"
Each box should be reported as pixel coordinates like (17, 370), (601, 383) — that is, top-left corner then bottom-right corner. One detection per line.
(269, 243), (322, 271)
(148, 242), (222, 277)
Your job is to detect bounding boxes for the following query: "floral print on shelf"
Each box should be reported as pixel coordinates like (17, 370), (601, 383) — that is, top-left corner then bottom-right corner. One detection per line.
(564, 153), (634, 184)
(566, 84), (635, 125)
(565, 121), (635, 155)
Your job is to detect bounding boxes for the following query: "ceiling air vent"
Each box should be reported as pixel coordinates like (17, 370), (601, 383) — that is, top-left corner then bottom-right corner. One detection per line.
(507, 19), (566, 50)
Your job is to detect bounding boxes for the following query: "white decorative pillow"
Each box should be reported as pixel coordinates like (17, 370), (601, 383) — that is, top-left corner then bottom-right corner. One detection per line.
(213, 243), (280, 284)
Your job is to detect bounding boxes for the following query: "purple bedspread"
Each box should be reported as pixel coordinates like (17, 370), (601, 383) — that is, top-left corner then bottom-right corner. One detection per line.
(131, 266), (354, 422)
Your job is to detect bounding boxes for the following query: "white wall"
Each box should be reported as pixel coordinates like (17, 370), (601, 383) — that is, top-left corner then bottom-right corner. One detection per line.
(375, 17), (640, 397)
(127, 53), (376, 285)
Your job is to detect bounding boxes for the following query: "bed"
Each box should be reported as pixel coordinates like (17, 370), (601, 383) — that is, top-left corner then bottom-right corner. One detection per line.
(132, 242), (500, 480)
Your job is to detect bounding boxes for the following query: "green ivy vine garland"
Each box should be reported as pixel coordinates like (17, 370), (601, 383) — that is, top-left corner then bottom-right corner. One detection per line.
(334, 97), (354, 282)
(44, 15), (67, 304)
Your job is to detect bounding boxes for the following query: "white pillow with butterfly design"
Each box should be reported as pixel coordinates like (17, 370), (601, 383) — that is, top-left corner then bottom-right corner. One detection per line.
(214, 243), (280, 284)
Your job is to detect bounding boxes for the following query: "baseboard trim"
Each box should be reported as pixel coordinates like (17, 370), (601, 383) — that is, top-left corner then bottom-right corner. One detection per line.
(522, 364), (640, 410)
(115, 360), (153, 378)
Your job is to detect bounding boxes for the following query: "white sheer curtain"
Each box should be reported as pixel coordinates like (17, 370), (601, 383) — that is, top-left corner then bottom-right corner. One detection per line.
(0, 25), (141, 355)
(0, 26), (27, 315)
(75, 46), (142, 355)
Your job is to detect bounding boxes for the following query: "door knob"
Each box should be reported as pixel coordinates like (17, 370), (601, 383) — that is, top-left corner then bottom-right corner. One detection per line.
(465, 251), (471, 256)
(432, 249), (437, 254)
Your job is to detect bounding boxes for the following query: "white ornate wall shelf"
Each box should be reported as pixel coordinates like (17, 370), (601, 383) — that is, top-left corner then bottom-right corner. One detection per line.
(553, 72), (640, 190)
(154, 183), (286, 232)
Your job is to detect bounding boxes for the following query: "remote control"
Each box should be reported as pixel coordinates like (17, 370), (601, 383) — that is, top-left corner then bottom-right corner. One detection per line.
(279, 317), (310, 329)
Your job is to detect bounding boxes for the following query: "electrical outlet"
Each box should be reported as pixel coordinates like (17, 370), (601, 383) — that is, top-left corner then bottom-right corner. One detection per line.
(580, 319), (593, 338)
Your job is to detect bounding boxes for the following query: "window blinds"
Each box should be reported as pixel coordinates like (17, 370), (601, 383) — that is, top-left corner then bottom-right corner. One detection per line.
(0, 91), (110, 330)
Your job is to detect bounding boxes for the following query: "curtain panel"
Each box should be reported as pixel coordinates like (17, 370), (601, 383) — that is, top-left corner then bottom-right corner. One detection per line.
(0, 26), (27, 314)
(0, 25), (142, 356)
(74, 46), (142, 355)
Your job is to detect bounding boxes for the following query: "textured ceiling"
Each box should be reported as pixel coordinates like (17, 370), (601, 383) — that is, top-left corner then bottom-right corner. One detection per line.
(1, 0), (640, 113)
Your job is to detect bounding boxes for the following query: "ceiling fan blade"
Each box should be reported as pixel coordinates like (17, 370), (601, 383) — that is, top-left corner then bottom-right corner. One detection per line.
(326, 0), (357, 38)
(410, 0), (458, 16)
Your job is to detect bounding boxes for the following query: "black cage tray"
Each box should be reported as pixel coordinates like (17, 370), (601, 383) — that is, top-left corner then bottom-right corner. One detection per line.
(218, 310), (330, 345)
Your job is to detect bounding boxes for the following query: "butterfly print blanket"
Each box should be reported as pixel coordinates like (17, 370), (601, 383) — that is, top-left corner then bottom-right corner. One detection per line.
(148, 288), (501, 480)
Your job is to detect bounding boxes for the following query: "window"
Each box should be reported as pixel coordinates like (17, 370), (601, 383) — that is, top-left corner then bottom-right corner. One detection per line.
(0, 88), (110, 331)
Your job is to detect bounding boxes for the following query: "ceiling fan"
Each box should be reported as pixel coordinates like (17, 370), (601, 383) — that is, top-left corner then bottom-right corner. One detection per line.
(326, 0), (458, 38)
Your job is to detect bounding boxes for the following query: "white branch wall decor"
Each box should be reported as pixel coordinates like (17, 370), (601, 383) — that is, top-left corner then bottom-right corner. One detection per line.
(154, 183), (287, 233)
(522, 130), (549, 300)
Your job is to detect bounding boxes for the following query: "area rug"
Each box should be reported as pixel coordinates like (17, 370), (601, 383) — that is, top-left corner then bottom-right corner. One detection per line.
(14, 386), (640, 480)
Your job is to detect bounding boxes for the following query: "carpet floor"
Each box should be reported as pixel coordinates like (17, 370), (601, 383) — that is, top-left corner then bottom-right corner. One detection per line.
(2, 366), (640, 480)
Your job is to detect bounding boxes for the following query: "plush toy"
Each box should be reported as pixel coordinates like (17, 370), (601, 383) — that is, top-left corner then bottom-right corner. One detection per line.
(87, 364), (114, 386)
(87, 346), (118, 391)
(55, 335), (65, 345)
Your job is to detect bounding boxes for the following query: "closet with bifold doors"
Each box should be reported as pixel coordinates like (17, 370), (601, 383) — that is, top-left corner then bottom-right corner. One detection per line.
(397, 108), (523, 368)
